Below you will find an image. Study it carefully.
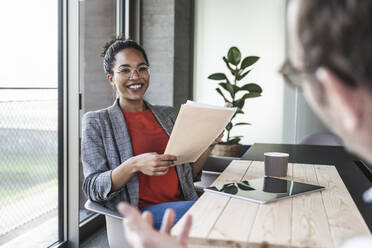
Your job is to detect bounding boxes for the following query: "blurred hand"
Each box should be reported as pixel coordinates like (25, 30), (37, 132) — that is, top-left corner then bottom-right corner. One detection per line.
(117, 202), (192, 248)
(130, 153), (177, 176)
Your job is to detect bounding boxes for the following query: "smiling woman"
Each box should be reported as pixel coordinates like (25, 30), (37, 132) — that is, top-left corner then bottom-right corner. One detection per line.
(81, 37), (220, 230)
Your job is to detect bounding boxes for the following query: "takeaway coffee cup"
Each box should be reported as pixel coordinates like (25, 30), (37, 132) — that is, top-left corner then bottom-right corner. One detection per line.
(264, 152), (289, 177)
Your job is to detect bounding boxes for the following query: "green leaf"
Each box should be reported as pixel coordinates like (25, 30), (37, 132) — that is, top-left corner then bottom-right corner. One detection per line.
(242, 92), (262, 98)
(235, 122), (251, 126)
(227, 47), (241, 66)
(232, 84), (240, 94)
(236, 70), (251, 81)
(208, 73), (226, 80)
(232, 108), (244, 119)
(218, 82), (234, 98)
(223, 56), (238, 76)
(234, 91), (261, 109)
(222, 78), (240, 92)
(235, 109), (244, 114)
(236, 98), (245, 109)
(215, 88), (230, 103)
(240, 83), (263, 93)
(241, 56), (260, 69)
(219, 82), (239, 98)
(226, 122), (233, 131)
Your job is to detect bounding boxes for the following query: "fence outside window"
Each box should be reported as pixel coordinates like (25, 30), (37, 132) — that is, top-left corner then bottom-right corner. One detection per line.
(0, 88), (58, 246)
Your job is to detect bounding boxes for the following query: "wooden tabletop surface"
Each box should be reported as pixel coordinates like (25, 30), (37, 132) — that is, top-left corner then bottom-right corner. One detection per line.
(172, 160), (371, 248)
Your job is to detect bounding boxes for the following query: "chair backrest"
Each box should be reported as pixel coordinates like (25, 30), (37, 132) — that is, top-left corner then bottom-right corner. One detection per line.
(85, 200), (132, 248)
(299, 132), (343, 146)
(84, 200), (123, 220)
(203, 155), (237, 172)
(194, 155), (237, 191)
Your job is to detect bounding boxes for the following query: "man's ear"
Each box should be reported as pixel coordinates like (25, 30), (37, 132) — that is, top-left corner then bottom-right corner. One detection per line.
(316, 67), (363, 131)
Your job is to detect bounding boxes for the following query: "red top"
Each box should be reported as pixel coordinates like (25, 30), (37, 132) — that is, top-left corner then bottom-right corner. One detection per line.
(123, 109), (183, 208)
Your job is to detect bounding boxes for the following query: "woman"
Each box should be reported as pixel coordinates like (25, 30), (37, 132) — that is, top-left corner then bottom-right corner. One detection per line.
(82, 37), (221, 229)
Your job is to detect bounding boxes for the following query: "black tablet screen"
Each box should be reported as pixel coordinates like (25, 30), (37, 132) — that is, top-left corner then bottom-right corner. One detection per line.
(205, 177), (325, 204)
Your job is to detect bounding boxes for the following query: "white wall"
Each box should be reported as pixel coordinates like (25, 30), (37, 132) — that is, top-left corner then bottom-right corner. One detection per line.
(194, 0), (288, 145)
(194, 0), (328, 145)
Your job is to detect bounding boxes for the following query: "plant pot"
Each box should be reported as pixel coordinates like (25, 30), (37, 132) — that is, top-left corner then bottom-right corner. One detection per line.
(211, 143), (242, 157)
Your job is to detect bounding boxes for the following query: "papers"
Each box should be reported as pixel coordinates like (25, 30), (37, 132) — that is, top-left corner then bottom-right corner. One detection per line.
(164, 100), (236, 165)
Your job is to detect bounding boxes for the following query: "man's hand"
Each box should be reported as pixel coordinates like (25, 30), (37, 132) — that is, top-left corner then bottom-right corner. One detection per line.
(117, 203), (192, 248)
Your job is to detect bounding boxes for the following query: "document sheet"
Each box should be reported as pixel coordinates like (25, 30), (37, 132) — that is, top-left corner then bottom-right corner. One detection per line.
(164, 101), (236, 165)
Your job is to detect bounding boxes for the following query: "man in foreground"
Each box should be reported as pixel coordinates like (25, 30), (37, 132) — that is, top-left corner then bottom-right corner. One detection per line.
(117, 203), (192, 248)
(118, 0), (372, 247)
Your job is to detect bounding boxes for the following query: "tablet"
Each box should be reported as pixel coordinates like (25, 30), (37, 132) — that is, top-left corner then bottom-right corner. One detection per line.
(204, 177), (325, 204)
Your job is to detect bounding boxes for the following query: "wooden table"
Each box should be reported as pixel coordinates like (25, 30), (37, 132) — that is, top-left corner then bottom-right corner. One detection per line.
(242, 143), (372, 230)
(172, 160), (371, 248)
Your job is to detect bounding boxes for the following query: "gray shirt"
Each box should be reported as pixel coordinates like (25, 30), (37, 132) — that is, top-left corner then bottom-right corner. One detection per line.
(81, 99), (199, 210)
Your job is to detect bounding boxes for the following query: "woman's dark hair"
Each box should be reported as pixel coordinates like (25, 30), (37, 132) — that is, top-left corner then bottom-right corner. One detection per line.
(101, 35), (149, 76)
(296, 0), (372, 90)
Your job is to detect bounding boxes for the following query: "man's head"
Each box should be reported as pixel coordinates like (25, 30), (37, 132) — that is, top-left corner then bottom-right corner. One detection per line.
(287, 0), (372, 163)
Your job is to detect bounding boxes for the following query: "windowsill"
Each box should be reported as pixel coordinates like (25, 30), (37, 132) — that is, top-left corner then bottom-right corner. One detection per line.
(1, 216), (58, 248)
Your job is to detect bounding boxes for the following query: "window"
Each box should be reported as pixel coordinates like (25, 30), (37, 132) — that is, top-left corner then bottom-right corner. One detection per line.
(0, 0), (62, 247)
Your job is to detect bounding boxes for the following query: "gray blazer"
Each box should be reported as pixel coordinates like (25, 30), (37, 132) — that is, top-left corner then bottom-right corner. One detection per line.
(81, 99), (199, 210)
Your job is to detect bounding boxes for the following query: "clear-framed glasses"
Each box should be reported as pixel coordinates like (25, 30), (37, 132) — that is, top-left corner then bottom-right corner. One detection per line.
(279, 60), (306, 90)
(279, 59), (357, 90)
(115, 65), (150, 79)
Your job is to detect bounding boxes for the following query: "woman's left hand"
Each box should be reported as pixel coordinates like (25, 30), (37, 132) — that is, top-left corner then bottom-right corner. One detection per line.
(191, 132), (224, 175)
(210, 132), (224, 148)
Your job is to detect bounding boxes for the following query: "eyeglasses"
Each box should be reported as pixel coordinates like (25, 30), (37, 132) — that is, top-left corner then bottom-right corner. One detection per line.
(279, 59), (357, 89)
(115, 65), (150, 79)
(279, 60), (308, 90)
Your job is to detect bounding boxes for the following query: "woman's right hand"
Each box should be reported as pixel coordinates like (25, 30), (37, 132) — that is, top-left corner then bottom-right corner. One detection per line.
(130, 153), (177, 176)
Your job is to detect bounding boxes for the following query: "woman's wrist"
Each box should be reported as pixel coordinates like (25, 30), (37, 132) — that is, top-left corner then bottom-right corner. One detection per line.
(209, 142), (218, 148)
(122, 157), (139, 174)
(205, 145), (215, 154)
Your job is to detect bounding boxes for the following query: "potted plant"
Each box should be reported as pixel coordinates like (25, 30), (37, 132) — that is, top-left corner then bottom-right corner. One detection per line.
(208, 46), (263, 157)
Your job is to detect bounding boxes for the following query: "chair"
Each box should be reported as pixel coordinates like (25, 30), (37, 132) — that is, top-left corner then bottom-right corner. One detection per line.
(84, 200), (132, 248)
(299, 132), (343, 146)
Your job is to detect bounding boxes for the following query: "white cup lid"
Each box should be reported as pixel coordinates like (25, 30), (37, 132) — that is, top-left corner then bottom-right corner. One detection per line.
(264, 152), (289, 157)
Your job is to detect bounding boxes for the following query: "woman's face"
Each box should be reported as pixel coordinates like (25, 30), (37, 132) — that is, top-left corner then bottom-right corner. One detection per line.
(109, 48), (149, 103)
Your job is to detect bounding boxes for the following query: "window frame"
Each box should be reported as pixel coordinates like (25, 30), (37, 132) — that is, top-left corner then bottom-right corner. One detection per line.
(52, 1), (142, 247)
(57, 0), (65, 245)
(64, 0), (80, 246)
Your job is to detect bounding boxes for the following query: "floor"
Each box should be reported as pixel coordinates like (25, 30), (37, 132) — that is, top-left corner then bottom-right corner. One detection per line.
(81, 226), (109, 248)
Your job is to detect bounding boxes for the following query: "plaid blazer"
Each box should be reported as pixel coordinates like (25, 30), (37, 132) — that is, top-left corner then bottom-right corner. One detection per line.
(81, 99), (199, 210)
